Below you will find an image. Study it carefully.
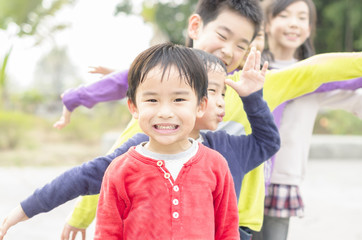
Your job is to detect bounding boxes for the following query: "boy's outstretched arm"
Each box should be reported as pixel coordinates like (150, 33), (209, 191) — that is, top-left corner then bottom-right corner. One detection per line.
(0, 205), (28, 240)
(264, 51), (362, 110)
(0, 134), (147, 239)
(53, 69), (129, 129)
(21, 134), (148, 218)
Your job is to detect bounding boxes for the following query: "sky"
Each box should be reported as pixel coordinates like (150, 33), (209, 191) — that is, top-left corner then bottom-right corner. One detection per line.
(2, 0), (153, 91)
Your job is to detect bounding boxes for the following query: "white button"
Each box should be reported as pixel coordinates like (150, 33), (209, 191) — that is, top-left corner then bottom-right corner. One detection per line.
(164, 173), (170, 179)
(173, 212), (179, 218)
(173, 185), (179, 192)
(173, 199), (179, 205)
(157, 161), (163, 167)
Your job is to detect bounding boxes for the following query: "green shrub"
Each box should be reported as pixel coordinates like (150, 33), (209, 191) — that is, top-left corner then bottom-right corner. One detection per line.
(0, 111), (35, 149)
(314, 110), (362, 135)
(58, 102), (131, 143)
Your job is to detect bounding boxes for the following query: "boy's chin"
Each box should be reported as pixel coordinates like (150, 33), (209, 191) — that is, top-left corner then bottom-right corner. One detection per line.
(227, 66), (237, 73)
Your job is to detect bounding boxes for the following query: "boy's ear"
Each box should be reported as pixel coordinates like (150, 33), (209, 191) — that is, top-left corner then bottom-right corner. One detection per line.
(196, 96), (208, 118)
(188, 14), (203, 40)
(127, 99), (139, 119)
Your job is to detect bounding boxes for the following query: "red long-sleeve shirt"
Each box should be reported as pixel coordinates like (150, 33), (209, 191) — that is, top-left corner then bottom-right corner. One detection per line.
(94, 144), (239, 240)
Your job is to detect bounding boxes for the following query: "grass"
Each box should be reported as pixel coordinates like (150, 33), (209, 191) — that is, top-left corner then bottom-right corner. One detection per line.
(0, 132), (104, 167)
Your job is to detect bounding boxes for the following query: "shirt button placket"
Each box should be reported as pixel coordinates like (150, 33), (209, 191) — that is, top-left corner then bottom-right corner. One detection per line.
(171, 184), (181, 229)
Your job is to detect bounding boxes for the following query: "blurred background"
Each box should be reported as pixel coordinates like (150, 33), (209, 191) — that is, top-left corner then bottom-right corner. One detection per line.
(0, 0), (362, 239)
(1, 0), (362, 166)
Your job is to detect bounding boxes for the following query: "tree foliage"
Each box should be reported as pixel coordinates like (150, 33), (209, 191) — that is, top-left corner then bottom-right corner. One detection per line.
(34, 46), (79, 98)
(314, 0), (362, 52)
(0, 0), (75, 108)
(0, 0), (75, 40)
(115, 0), (198, 45)
(114, 0), (362, 51)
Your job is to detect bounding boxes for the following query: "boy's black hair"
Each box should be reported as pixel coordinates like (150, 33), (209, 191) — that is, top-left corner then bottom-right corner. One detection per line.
(262, 0), (316, 62)
(127, 42), (208, 105)
(186, 0), (264, 47)
(192, 48), (228, 74)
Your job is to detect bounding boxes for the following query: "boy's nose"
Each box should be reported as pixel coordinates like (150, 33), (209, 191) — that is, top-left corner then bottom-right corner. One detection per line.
(221, 43), (233, 60)
(216, 96), (225, 108)
(157, 104), (174, 118)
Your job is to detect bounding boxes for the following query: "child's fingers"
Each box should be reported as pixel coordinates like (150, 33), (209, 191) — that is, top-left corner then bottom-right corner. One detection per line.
(243, 47), (256, 71)
(224, 78), (241, 93)
(261, 61), (269, 76)
(224, 78), (235, 88)
(61, 225), (71, 240)
(255, 50), (261, 71)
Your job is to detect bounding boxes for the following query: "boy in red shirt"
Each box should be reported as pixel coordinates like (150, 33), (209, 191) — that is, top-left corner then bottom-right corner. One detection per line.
(94, 42), (239, 239)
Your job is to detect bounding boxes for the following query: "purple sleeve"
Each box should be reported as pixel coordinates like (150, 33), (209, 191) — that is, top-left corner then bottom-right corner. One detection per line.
(273, 77), (362, 129)
(20, 133), (149, 218)
(315, 77), (362, 93)
(62, 69), (129, 112)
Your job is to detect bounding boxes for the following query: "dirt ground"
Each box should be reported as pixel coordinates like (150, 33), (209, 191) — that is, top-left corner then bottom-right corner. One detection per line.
(1, 159), (362, 240)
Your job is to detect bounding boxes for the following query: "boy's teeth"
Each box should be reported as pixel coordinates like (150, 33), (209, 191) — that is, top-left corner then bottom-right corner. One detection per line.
(156, 125), (176, 130)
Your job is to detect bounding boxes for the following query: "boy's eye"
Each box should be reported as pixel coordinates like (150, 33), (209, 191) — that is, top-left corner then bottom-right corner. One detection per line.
(174, 98), (186, 102)
(221, 93), (226, 98)
(278, 12), (288, 18)
(217, 33), (226, 40)
(237, 45), (246, 51)
(208, 88), (216, 93)
(146, 99), (157, 102)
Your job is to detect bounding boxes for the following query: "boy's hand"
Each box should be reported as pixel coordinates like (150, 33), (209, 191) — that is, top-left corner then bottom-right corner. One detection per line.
(0, 205), (29, 240)
(225, 47), (268, 97)
(88, 66), (114, 77)
(53, 105), (72, 130)
(61, 223), (86, 240)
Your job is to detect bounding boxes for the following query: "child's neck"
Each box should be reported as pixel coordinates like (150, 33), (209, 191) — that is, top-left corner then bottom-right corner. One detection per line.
(272, 49), (295, 61)
(269, 43), (296, 61)
(145, 138), (193, 155)
(189, 129), (201, 140)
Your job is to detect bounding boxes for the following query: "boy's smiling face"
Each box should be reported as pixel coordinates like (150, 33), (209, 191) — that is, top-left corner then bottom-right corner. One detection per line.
(189, 8), (255, 73)
(128, 65), (206, 154)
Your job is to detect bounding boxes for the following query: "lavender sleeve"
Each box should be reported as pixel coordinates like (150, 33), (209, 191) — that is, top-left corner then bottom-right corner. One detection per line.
(62, 69), (129, 112)
(20, 133), (148, 218)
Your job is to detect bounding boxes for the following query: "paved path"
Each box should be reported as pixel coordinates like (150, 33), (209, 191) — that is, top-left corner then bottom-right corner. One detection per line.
(0, 167), (95, 240)
(1, 159), (362, 240)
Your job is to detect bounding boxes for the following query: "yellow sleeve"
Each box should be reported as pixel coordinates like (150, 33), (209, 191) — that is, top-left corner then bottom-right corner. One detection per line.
(264, 51), (362, 110)
(66, 195), (99, 229)
(67, 118), (143, 228)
